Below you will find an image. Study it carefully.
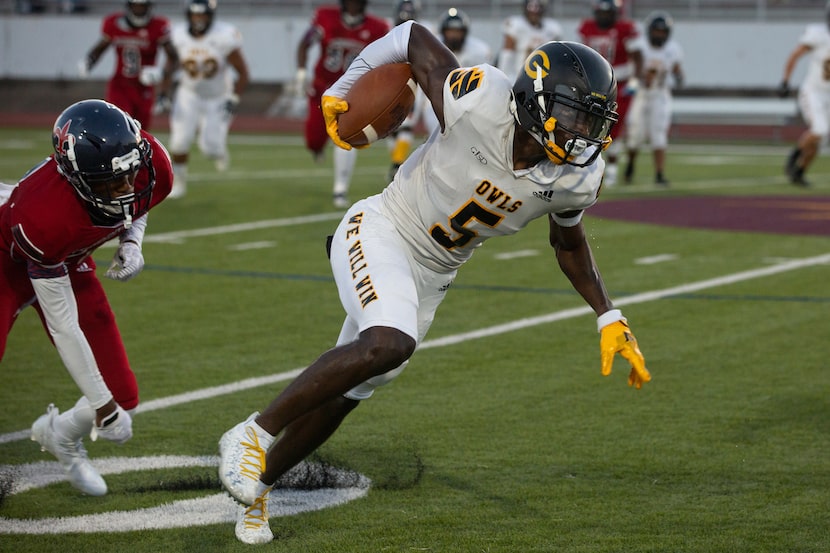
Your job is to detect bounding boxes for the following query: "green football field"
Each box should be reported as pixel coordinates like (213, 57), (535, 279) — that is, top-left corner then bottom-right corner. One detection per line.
(0, 127), (828, 552)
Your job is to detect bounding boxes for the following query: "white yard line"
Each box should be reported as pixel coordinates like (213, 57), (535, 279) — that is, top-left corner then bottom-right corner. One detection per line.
(2, 251), (828, 445)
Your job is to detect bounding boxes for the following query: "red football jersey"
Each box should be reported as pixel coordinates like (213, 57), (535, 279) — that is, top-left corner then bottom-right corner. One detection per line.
(101, 12), (172, 83)
(577, 18), (639, 80)
(309, 6), (390, 93)
(0, 131), (172, 271)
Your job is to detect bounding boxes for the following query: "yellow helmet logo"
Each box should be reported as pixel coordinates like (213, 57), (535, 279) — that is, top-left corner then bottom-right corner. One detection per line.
(523, 49), (550, 79)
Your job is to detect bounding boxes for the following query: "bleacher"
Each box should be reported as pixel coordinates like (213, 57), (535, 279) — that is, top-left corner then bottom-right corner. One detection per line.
(5, 0), (827, 20)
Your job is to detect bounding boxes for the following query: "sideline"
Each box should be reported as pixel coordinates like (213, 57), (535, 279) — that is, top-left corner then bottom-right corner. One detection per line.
(2, 251), (828, 445)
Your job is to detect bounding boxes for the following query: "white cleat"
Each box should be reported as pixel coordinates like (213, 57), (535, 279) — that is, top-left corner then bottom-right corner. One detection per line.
(168, 179), (186, 199)
(235, 491), (274, 545)
(332, 193), (349, 209)
(603, 162), (618, 187)
(31, 404), (107, 496)
(215, 156), (230, 172)
(218, 412), (267, 506)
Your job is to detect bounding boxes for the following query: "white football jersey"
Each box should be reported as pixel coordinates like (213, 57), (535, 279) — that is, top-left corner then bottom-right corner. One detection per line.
(637, 38), (683, 91)
(171, 21), (243, 98)
(380, 64), (604, 273)
(454, 34), (493, 67)
(798, 23), (830, 93)
(499, 15), (563, 79)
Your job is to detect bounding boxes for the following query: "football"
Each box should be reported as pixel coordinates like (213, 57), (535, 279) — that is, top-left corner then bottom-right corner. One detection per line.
(338, 63), (417, 148)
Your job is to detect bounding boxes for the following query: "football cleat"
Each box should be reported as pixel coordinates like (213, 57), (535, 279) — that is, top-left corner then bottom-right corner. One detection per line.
(603, 162), (618, 187)
(235, 489), (274, 544)
(333, 193), (350, 209)
(31, 404), (107, 496)
(218, 412), (268, 505)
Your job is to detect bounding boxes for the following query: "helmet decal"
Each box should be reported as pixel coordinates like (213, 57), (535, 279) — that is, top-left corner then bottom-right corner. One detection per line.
(524, 49), (550, 80)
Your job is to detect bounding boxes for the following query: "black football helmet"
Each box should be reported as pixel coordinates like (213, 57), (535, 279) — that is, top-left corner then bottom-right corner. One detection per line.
(125, 0), (152, 28)
(593, 0), (621, 29)
(646, 11), (673, 47)
(511, 41), (618, 167)
(394, 0), (420, 26)
(187, 0), (217, 35)
(440, 8), (470, 52)
(340, 0), (367, 27)
(52, 100), (154, 226)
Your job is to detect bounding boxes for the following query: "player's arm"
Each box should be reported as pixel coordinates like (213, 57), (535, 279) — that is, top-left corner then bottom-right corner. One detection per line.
(27, 264), (120, 421)
(780, 43), (811, 97)
(292, 25), (320, 96)
(228, 48), (250, 98)
(79, 37), (111, 76)
(548, 213), (650, 389)
(157, 39), (179, 98)
(321, 21), (458, 149)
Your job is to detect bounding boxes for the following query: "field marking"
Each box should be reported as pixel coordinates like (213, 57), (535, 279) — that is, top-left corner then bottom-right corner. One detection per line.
(3, 251), (829, 446)
(143, 212), (343, 244)
(0, 456), (370, 534)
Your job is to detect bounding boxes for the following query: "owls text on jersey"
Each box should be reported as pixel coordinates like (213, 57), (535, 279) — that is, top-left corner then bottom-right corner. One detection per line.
(379, 64), (604, 273)
(172, 21), (242, 98)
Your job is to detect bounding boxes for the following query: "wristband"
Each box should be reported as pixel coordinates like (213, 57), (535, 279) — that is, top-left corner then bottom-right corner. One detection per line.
(596, 309), (625, 332)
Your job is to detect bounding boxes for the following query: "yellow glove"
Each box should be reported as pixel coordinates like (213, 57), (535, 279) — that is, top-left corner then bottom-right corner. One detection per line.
(321, 95), (354, 151)
(600, 320), (651, 389)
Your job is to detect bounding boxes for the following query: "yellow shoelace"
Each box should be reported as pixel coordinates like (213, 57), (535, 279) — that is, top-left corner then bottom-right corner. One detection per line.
(239, 425), (266, 482)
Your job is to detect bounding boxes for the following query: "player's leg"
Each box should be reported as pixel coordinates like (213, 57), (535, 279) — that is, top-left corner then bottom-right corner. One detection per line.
(134, 85), (155, 132)
(623, 93), (646, 184)
(652, 92), (672, 186)
(222, 200), (429, 501)
(0, 253), (36, 361)
(789, 88), (827, 187)
(605, 84), (634, 186)
(198, 95), (232, 172)
(30, 261), (135, 497)
(304, 94), (328, 159)
(332, 147), (357, 208)
(168, 88), (201, 198)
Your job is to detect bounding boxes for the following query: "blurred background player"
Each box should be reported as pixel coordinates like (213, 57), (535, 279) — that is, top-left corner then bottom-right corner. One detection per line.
(166, 0), (249, 199)
(496, 0), (563, 81)
(78, 0), (178, 131)
(778, 1), (830, 187)
(387, 0), (421, 182)
(389, 7), (492, 180)
(578, 0), (642, 186)
(0, 99), (173, 497)
(624, 11), (684, 186)
(292, 0), (390, 208)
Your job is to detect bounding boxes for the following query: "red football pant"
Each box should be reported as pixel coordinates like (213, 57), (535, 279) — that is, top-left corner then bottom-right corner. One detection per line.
(0, 255), (139, 410)
(106, 77), (156, 132)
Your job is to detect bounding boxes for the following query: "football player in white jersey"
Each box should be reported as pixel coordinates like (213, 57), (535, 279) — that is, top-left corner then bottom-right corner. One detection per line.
(220, 23), (650, 544)
(623, 12), (684, 186)
(779, 1), (830, 187)
(497, 0), (563, 81)
(166, 0), (249, 198)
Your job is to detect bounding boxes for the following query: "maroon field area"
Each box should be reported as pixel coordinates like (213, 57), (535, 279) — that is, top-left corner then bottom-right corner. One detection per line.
(589, 196), (830, 236)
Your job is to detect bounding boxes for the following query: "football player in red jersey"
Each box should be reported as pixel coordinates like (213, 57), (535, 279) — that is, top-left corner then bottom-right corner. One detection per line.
(0, 100), (173, 497)
(577, 0), (642, 186)
(292, 0), (390, 208)
(79, 0), (179, 130)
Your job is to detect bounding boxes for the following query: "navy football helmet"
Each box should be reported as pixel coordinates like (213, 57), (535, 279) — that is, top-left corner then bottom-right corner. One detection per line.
(52, 100), (154, 225)
(511, 41), (618, 167)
